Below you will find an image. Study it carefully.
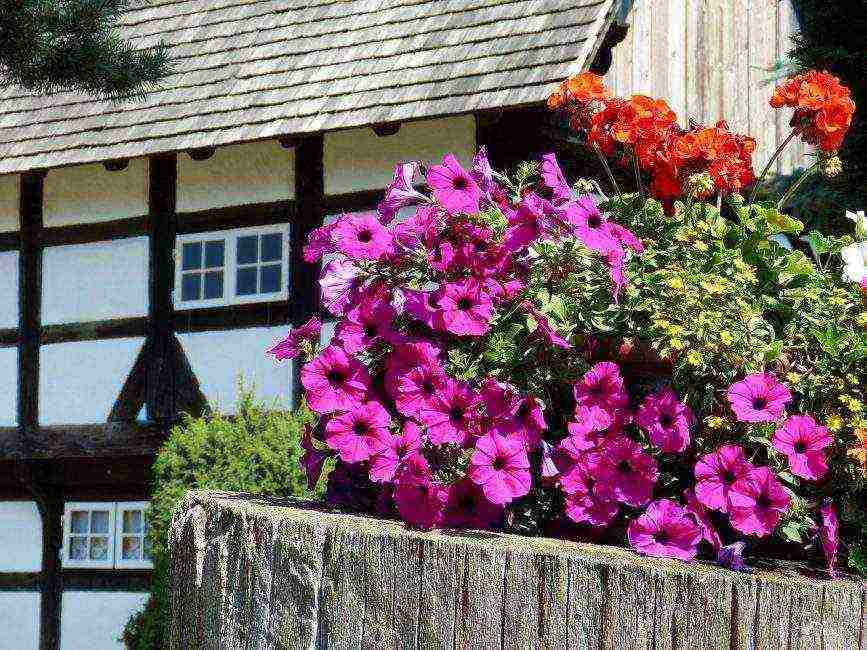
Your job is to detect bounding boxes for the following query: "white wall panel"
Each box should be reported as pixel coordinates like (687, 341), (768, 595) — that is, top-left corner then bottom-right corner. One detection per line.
(60, 591), (148, 650)
(179, 327), (293, 413)
(42, 238), (149, 325)
(324, 115), (476, 195)
(0, 175), (19, 232)
(0, 592), (40, 649)
(177, 140), (295, 213)
(40, 338), (143, 425)
(0, 251), (19, 328)
(44, 159), (147, 227)
(0, 502), (42, 571)
(0, 347), (17, 426)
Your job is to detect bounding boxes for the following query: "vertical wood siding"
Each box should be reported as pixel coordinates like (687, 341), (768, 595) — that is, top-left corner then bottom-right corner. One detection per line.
(607, 0), (806, 173)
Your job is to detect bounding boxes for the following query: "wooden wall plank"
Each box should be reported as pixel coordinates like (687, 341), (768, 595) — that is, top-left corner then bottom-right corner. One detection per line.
(631, 0), (653, 95)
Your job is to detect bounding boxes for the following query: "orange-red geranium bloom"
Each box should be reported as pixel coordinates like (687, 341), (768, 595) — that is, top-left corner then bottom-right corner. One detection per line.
(770, 71), (855, 152)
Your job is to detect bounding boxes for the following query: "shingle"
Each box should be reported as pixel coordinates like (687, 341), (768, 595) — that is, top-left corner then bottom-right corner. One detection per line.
(0, 0), (615, 174)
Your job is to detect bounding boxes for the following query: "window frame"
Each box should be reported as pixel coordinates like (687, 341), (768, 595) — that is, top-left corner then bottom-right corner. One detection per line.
(174, 224), (290, 310)
(114, 501), (153, 569)
(62, 502), (117, 569)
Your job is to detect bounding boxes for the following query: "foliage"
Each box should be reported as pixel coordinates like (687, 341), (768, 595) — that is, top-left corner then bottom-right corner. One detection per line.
(0, 0), (170, 97)
(122, 388), (315, 649)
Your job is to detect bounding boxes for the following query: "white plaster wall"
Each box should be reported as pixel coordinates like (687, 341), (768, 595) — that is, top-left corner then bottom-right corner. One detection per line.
(0, 347), (17, 426)
(42, 238), (149, 325)
(177, 140), (295, 213)
(40, 338), (143, 425)
(0, 502), (42, 572)
(324, 115), (476, 195)
(60, 591), (148, 650)
(178, 327), (293, 413)
(0, 251), (19, 328)
(0, 591), (40, 649)
(0, 175), (19, 232)
(44, 159), (148, 227)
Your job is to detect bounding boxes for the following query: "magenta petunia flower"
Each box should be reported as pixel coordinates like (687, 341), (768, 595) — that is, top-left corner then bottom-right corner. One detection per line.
(333, 212), (394, 262)
(819, 498), (839, 578)
(299, 425), (334, 491)
(598, 436), (658, 507)
(683, 488), (721, 551)
(637, 387), (694, 453)
(267, 316), (321, 361)
(436, 279), (494, 337)
(427, 154), (482, 214)
(319, 258), (361, 316)
(717, 541), (749, 572)
(301, 345), (371, 414)
(564, 409), (622, 453)
(570, 195), (620, 255)
(402, 288), (443, 330)
(540, 152), (573, 204)
(384, 341), (443, 395)
(336, 299), (400, 354)
(303, 221), (338, 262)
(368, 421), (423, 483)
(503, 193), (547, 251)
(772, 415), (833, 481)
(392, 364), (447, 418)
(468, 432), (532, 505)
(392, 204), (440, 250)
(539, 440), (561, 480)
(394, 455), (448, 530)
(378, 162), (428, 223)
(728, 467), (791, 537)
(605, 222), (644, 253)
(324, 400), (391, 463)
(418, 379), (481, 445)
(574, 361), (630, 416)
(471, 147), (496, 196)
(564, 481), (619, 528)
(627, 499), (702, 561)
(727, 372), (792, 423)
(444, 479), (504, 529)
(694, 444), (753, 513)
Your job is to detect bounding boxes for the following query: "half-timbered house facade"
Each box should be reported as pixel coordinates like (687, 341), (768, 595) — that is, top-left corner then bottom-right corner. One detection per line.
(0, 0), (805, 647)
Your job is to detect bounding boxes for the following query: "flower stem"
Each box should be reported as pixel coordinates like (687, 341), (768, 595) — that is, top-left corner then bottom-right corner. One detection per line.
(632, 151), (644, 196)
(747, 130), (798, 206)
(777, 163), (818, 210)
(592, 143), (622, 200)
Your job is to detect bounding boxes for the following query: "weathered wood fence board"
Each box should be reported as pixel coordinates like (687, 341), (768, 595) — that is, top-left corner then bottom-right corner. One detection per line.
(169, 491), (866, 650)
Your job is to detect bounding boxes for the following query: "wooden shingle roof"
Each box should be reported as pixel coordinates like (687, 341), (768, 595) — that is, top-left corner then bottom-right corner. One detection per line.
(0, 0), (616, 174)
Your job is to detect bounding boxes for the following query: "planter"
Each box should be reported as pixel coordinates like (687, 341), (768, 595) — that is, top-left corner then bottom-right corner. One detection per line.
(169, 491), (865, 650)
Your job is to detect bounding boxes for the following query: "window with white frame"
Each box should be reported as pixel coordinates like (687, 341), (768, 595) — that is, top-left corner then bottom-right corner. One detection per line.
(175, 225), (289, 309)
(63, 502), (152, 569)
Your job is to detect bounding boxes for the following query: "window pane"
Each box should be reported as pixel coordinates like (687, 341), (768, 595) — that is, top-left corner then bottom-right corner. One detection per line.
(204, 240), (225, 268)
(123, 510), (142, 534)
(90, 536), (109, 560)
(69, 536), (88, 560)
(236, 267), (257, 296)
(260, 264), (282, 293)
(143, 536), (152, 560)
(122, 536), (141, 560)
(70, 511), (88, 534)
(90, 510), (110, 534)
(181, 273), (201, 302)
(182, 242), (203, 270)
(261, 233), (282, 262)
(203, 271), (224, 300)
(237, 235), (258, 264)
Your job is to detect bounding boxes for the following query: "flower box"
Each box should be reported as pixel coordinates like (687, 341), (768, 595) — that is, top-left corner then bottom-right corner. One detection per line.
(168, 491), (865, 650)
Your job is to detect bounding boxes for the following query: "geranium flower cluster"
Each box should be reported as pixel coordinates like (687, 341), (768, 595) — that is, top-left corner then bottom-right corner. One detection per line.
(770, 70), (856, 152)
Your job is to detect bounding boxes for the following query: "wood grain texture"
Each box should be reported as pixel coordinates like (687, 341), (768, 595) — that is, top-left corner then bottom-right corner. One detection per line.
(169, 492), (867, 650)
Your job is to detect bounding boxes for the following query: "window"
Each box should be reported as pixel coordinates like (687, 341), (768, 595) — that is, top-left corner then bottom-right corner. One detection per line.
(63, 502), (153, 569)
(175, 225), (289, 309)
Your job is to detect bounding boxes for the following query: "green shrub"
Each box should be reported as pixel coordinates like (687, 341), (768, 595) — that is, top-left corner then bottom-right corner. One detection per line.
(122, 388), (316, 649)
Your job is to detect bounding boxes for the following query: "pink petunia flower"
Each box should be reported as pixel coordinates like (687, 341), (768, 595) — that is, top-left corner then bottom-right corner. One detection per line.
(402, 288), (443, 330)
(333, 212), (395, 262)
(267, 316), (321, 361)
(301, 345), (371, 414)
(303, 222), (338, 262)
(772, 415), (833, 481)
(637, 387), (694, 453)
(598, 437), (658, 507)
(368, 421), (423, 483)
(444, 478), (504, 529)
(481, 380), (546, 450)
(564, 409), (622, 453)
(436, 279), (494, 337)
(471, 147), (496, 196)
(573, 361), (630, 416)
(694, 445), (753, 513)
(299, 425), (334, 491)
(570, 195), (620, 255)
(418, 379), (481, 445)
(539, 440), (561, 480)
(728, 467), (791, 537)
(378, 162), (428, 223)
(394, 455), (448, 530)
(468, 432), (532, 505)
(627, 499), (703, 561)
(683, 488), (721, 551)
(384, 341), (443, 395)
(819, 498), (839, 578)
(319, 258), (361, 316)
(427, 154), (482, 214)
(503, 193), (547, 251)
(540, 152), (573, 204)
(392, 364), (447, 418)
(727, 372), (792, 423)
(717, 541), (749, 572)
(324, 400), (391, 463)
(336, 299), (400, 354)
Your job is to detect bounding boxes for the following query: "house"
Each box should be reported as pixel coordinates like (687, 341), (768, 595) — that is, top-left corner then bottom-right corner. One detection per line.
(0, 0), (802, 648)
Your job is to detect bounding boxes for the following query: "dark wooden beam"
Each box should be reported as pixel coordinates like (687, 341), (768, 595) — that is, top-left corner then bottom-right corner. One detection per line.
(0, 231), (20, 251)
(0, 573), (41, 589)
(19, 422), (167, 460)
(322, 189), (381, 215)
(0, 328), (19, 347)
(175, 200), (293, 235)
(40, 216), (148, 247)
(41, 316), (148, 345)
(19, 172), (43, 438)
(174, 301), (291, 334)
(62, 570), (152, 591)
